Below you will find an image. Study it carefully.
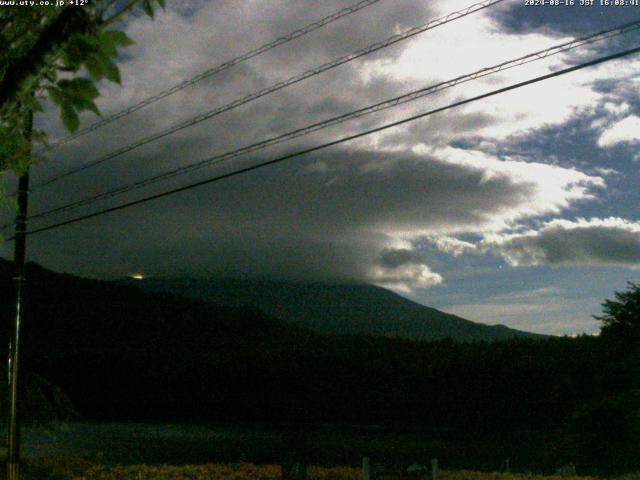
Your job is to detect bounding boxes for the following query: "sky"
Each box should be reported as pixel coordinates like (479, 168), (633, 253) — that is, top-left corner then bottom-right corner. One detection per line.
(2, 0), (640, 335)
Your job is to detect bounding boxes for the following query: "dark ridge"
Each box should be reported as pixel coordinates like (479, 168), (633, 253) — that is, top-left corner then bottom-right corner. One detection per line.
(131, 276), (549, 342)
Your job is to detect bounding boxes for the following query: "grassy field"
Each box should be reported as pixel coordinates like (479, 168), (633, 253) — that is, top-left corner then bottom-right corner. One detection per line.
(16, 459), (605, 480)
(9, 421), (555, 470)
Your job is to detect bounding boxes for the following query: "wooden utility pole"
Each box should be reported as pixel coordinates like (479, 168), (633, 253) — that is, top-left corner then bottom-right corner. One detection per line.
(6, 111), (32, 480)
(362, 457), (371, 480)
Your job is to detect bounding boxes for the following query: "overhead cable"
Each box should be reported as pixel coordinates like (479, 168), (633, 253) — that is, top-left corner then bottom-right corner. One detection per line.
(45, 0), (385, 150)
(34, 0), (505, 189)
(20, 44), (640, 237)
(28, 19), (640, 221)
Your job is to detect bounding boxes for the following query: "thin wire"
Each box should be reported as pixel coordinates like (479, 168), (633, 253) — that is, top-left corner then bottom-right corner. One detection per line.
(34, 0), (505, 189)
(19, 44), (640, 238)
(27, 18), (640, 221)
(45, 0), (383, 150)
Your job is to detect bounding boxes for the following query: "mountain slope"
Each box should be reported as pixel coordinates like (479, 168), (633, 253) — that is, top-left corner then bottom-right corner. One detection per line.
(0, 259), (598, 444)
(0, 259), (317, 420)
(134, 278), (547, 341)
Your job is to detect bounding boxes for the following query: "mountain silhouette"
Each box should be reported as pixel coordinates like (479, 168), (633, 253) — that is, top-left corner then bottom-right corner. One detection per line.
(132, 277), (546, 341)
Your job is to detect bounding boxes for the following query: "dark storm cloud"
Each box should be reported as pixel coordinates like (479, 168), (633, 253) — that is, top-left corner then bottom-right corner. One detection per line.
(377, 248), (426, 268)
(485, 218), (640, 267)
(1, 0), (626, 297)
(4, 146), (601, 290)
(33, 0), (625, 197)
(376, 110), (498, 149)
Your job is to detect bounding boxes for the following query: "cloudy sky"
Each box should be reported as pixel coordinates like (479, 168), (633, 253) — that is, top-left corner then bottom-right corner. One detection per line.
(2, 0), (640, 335)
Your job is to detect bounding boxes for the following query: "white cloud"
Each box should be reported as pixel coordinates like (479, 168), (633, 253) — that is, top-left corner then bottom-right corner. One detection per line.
(357, 6), (637, 145)
(370, 264), (443, 293)
(370, 247), (443, 292)
(484, 217), (640, 267)
(603, 102), (630, 116)
(597, 115), (640, 148)
(591, 167), (619, 177)
(17, 144), (608, 292)
(20, 0), (636, 304)
(425, 235), (477, 256)
(42, 0), (640, 162)
(412, 146), (604, 232)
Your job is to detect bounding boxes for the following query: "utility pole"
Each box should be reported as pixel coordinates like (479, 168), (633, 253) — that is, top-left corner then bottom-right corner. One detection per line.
(6, 111), (32, 480)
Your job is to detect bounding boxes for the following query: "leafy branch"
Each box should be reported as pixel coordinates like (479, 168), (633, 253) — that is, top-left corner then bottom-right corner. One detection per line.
(0, 0), (165, 176)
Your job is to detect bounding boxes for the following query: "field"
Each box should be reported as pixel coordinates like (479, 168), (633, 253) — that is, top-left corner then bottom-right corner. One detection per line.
(12, 421), (557, 470)
(5, 422), (633, 479)
(17, 459), (605, 480)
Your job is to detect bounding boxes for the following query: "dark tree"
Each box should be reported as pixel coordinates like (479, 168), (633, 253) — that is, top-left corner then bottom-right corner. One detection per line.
(593, 282), (640, 392)
(595, 282), (640, 343)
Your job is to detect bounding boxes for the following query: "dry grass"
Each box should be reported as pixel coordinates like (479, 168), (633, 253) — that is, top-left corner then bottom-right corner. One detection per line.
(16, 458), (608, 480)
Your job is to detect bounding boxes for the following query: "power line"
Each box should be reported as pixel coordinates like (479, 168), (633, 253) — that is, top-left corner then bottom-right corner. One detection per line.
(34, 0), (504, 190)
(45, 0), (385, 150)
(20, 44), (640, 238)
(26, 18), (640, 221)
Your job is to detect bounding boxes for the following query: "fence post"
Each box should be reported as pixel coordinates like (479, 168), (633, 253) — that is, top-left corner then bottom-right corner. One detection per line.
(363, 457), (371, 480)
(431, 458), (438, 480)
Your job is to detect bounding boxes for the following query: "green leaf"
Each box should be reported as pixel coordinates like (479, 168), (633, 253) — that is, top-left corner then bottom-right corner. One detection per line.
(84, 52), (121, 84)
(84, 99), (101, 116)
(61, 34), (99, 71)
(143, 0), (155, 18)
(58, 78), (100, 103)
(103, 30), (135, 48)
(60, 46), (82, 71)
(32, 98), (44, 113)
(84, 57), (105, 81)
(50, 79), (102, 126)
(101, 59), (121, 84)
(60, 103), (79, 133)
(98, 38), (119, 58)
(46, 86), (64, 106)
(43, 69), (57, 83)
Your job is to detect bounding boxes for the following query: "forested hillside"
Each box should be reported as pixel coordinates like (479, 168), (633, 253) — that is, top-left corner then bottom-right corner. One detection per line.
(1, 260), (638, 473)
(133, 277), (546, 341)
